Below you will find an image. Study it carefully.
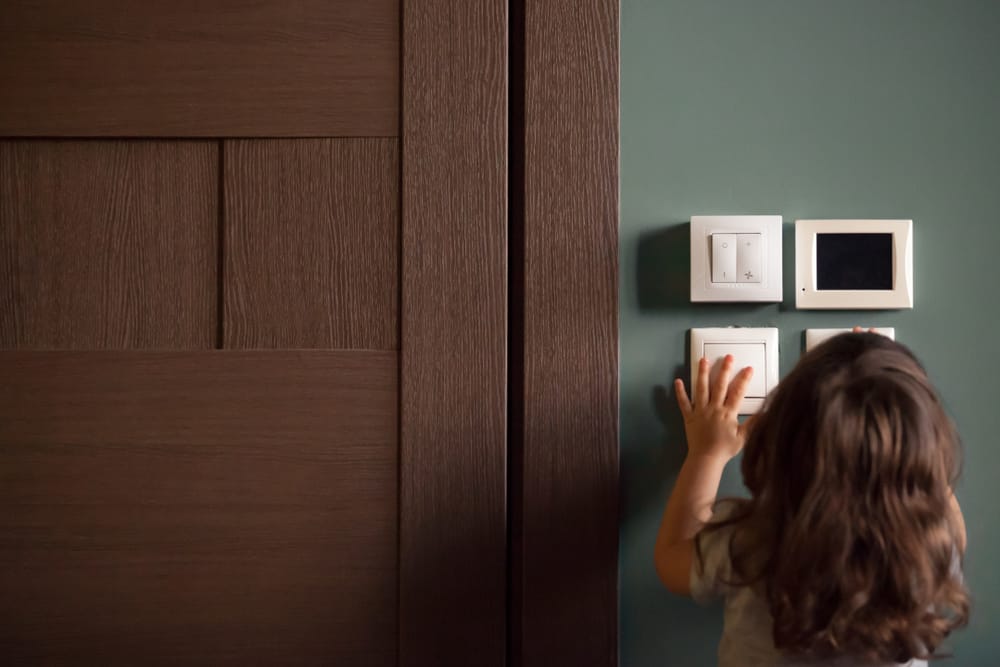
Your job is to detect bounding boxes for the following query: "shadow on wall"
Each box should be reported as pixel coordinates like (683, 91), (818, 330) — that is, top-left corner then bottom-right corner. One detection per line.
(625, 224), (695, 527)
(636, 223), (691, 311)
(620, 365), (689, 527)
(624, 224), (694, 530)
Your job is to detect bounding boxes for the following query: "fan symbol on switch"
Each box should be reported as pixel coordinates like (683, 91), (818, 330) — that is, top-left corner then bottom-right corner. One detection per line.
(744, 271), (754, 280)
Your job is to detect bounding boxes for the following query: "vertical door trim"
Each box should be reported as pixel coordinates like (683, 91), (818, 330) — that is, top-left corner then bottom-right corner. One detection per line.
(400, 2), (508, 666)
(509, 1), (620, 665)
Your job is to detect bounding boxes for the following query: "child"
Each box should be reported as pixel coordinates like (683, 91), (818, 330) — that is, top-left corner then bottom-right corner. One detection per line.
(654, 331), (969, 666)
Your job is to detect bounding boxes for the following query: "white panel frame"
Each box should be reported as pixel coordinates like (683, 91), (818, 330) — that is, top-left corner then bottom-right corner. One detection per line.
(690, 327), (779, 414)
(805, 327), (896, 352)
(690, 215), (783, 302)
(795, 219), (913, 309)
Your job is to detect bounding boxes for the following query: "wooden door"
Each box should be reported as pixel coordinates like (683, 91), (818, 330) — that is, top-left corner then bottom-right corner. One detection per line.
(0, 2), (506, 665)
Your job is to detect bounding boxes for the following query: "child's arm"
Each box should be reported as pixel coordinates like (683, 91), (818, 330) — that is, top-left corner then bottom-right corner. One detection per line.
(654, 355), (753, 596)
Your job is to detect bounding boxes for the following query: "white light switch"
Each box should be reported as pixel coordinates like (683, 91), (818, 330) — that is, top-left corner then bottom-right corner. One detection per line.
(704, 343), (767, 397)
(691, 216), (783, 302)
(736, 234), (762, 283)
(691, 327), (780, 414)
(712, 234), (737, 283)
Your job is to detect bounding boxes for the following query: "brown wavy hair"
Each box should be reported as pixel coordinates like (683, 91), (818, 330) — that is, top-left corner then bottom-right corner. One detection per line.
(699, 332), (969, 662)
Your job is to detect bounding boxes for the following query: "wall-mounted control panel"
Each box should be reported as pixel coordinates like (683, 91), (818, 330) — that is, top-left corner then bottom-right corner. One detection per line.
(796, 219), (913, 309)
(691, 216), (782, 302)
(690, 327), (779, 414)
(805, 327), (896, 352)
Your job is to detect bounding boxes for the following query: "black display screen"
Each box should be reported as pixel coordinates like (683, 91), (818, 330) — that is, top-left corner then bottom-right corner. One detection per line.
(816, 233), (893, 290)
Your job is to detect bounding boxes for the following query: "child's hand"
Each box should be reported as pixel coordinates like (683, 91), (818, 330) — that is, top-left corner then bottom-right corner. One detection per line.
(673, 355), (754, 462)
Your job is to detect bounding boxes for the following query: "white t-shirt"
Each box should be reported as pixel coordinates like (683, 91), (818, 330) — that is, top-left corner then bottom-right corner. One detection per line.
(690, 502), (926, 667)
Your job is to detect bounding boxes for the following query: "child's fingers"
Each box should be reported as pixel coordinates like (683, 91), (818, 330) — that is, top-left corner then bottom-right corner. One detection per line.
(711, 355), (734, 406)
(694, 357), (710, 407)
(724, 366), (754, 411)
(674, 378), (693, 417)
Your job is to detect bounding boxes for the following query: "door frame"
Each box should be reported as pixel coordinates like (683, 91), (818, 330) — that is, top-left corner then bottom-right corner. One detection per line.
(399, 1), (618, 664)
(508, 2), (620, 666)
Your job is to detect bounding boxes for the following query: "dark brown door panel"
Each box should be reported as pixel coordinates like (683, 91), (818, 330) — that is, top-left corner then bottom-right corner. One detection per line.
(224, 139), (399, 350)
(0, 351), (397, 666)
(0, 0), (399, 137)
(0, 140), (217, 350)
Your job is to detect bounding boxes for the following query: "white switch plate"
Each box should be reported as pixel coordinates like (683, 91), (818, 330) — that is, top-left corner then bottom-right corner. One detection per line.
(805, 327), (895, 352)
(690, 327), (779, 414)
(691, 216), (783, 302)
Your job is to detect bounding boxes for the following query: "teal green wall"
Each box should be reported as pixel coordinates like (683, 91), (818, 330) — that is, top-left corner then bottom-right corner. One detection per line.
(620, 1), (1000, 664)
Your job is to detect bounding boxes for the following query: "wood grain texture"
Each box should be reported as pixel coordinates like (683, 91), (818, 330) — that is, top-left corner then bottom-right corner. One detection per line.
(0, 0), (398, 137)
(511, 1), (620, 665)
(0, 350), (398, 666)
(400, 1), (507, 665)
(0, 141), (217, 350)
(224, 139), (398, 350)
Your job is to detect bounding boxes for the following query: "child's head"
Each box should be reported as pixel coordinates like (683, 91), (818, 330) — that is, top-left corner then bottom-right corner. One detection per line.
(720, 332), (969, 661)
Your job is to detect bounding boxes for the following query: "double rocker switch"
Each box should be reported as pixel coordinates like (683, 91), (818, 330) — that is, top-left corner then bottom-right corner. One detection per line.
(712, 233), (761, 284)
